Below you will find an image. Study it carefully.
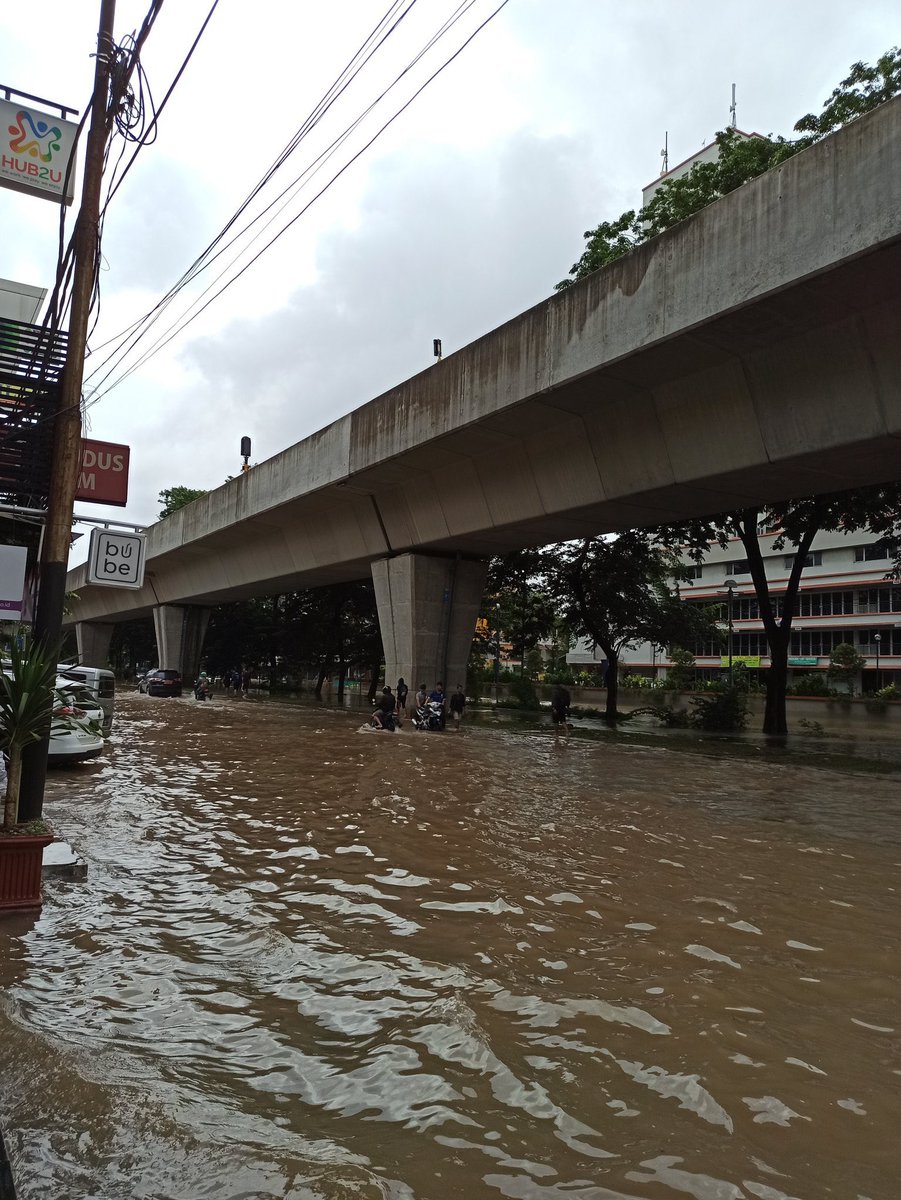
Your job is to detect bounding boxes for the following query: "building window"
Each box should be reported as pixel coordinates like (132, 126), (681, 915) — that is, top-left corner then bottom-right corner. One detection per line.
(783, 551), (823, 569)
(726, 560), (750, 575)
(854, 542), (897, 563)
(857, 587), (901, 614)
(790, 629), (849, 657)
(683, 564), (702, 580)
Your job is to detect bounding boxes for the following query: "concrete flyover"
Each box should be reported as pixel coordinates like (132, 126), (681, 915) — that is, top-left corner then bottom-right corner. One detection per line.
(68, 96), (901, 688)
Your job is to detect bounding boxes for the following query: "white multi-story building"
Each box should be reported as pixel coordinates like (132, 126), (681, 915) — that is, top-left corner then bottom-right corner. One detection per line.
(568, 529), (900, 689)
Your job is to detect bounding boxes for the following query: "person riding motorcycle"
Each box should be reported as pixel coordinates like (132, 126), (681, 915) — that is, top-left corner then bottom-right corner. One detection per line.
(371, 687), (399, 730)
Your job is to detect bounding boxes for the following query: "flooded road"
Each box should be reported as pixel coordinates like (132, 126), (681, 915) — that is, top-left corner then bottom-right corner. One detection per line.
(2, 693), (900, 1200)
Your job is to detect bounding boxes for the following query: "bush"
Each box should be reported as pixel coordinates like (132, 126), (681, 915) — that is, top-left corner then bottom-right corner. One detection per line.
(508, 676), (540, 710)
(787, 673), (835, 698)
(622, 674), (658, 689)
(662, 647), (697, 691)
(876, 683), (900, 702)
(689, 686), (748, 732)
(545, 668), (576, 685)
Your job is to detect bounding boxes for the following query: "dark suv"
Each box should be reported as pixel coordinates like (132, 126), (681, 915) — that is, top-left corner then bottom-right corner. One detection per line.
(146, 669), (182, 697)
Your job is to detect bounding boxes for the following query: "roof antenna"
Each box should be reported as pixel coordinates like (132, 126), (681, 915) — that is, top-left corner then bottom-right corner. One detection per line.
(729, 83), (737, 129)
(660, 130), (668, 176)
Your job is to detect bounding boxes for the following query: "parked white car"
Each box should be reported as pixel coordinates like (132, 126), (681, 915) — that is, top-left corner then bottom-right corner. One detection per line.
(49, 684), (104, 765)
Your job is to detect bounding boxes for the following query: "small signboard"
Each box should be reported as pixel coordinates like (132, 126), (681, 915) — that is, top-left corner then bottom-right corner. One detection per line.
(789, 656), (819, 667)
(86, 528), (146, 589)
(75, 439), (130, 507)
(0, 544), (28, 619)
(0, 99), (78, 205)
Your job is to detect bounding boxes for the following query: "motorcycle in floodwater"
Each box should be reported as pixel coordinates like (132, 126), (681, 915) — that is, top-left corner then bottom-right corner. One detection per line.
(194, 679), (212, 701)
(412, 701), (445, 731)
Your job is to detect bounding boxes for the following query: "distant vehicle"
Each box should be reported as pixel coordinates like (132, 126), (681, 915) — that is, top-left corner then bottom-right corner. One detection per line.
(57, 665), (115, 734)
(144, 669), (182, 697)
(49, 687), (104, 765)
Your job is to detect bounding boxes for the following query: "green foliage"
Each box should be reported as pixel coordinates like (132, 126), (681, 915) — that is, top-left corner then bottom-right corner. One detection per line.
(557, 48), (900, 292)
(661, 647), (697, 691)
(689, 686), (748, 732)
(621, 674), (658, 689)
(485, 550), (555, 669)
(828, 643), (866, 695)
(158, 486), (207, 519)
(0, 634), (60, 830)
(508, 676), (540, 710)
(793, 49), (901, 142)
(876, 683), (901, 702)
(787, 673), (835, 697)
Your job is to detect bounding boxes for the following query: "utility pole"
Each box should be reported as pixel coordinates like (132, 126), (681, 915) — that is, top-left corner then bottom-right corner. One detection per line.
(18, 0), (117, 820)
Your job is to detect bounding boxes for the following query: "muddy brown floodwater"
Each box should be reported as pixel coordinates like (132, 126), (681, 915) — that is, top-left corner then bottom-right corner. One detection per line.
(1, 694), (900, 1200)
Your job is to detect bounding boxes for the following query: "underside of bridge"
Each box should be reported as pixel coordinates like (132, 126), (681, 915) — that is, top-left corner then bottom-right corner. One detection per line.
(67, 97), (901, 683)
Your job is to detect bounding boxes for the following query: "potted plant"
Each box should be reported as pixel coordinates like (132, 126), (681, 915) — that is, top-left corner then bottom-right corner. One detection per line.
(0, 633), (59, 911)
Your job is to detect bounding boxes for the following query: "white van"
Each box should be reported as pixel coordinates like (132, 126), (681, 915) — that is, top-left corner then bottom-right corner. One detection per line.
(57, 666), (115, 734)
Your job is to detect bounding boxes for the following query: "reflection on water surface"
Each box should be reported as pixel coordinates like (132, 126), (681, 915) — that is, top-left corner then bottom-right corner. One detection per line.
(1, 694), (900, 1199)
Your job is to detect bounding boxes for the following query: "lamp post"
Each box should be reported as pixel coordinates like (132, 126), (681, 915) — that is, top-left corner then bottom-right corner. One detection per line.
(721, 578), (737, 688)
(493, 605), (501, 708)
(874, 632), (882, 691)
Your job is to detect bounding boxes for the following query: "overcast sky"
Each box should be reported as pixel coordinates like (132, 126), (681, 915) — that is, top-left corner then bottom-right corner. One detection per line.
(1, 1), (898, 562)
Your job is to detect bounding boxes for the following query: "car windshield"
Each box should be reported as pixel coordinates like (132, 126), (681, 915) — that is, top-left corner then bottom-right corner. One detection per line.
(156, 671), (180, 680)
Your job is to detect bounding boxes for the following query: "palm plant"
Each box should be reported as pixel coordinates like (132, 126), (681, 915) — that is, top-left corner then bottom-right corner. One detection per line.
(0, 634), (59, 831)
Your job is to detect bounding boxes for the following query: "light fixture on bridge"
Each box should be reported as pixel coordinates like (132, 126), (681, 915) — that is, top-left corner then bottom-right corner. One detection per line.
(433, 338), (442, 362)
(241, 436), (251, 475)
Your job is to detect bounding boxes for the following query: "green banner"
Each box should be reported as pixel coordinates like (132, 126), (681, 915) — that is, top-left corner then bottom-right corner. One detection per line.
(788, 657), (818, 666)
(720, 655), (761, 668)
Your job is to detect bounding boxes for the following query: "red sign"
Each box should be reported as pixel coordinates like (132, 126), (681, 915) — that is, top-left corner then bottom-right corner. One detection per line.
(75, 439), (130, 507)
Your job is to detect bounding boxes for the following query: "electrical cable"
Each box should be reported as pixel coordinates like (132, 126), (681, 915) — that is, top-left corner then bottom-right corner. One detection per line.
(85, 0), (420, 363)
(85, 0), (506, 405)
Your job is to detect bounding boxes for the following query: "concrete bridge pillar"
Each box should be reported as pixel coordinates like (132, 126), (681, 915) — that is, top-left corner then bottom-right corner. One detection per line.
(152, 605), (210, 683)
(75, 620), (114, 668)
(372, 554), (488, 694)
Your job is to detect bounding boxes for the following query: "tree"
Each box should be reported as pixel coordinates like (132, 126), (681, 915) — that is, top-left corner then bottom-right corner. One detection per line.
(485, 550), (554, 673)
(556, 47), (900, 290)
(828, 643), (866, 696)
(158, 486), (207, 519)
(544, 533), (720, 723)
(658, 485), (901, 735)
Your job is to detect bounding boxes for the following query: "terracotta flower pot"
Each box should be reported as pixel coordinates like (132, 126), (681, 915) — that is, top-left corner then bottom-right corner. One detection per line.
(0, 834), (55, 911)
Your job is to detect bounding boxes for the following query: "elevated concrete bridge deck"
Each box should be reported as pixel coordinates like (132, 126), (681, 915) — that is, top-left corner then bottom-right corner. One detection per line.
(68, 97), (901, 685)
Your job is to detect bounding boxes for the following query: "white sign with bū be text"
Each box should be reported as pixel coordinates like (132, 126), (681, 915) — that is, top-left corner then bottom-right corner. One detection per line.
(86, 528), (146, 589)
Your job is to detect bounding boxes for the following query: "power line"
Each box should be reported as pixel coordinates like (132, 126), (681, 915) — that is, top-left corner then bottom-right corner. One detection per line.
(84, 0), (508, 407)
(85, 0), (422, 366)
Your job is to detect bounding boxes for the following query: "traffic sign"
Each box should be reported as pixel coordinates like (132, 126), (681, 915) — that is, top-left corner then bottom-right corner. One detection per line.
(85, 527), (146, 589)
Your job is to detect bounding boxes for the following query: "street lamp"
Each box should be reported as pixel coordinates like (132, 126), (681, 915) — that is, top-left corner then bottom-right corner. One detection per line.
(874, 632), (882, 690)
(720, 578), (737, 688)
(493, 605), (501, 708)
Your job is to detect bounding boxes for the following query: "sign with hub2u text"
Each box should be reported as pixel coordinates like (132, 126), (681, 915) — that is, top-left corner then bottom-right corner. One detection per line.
(0, 99), (78, 204)
(86, 528), (146, 590)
